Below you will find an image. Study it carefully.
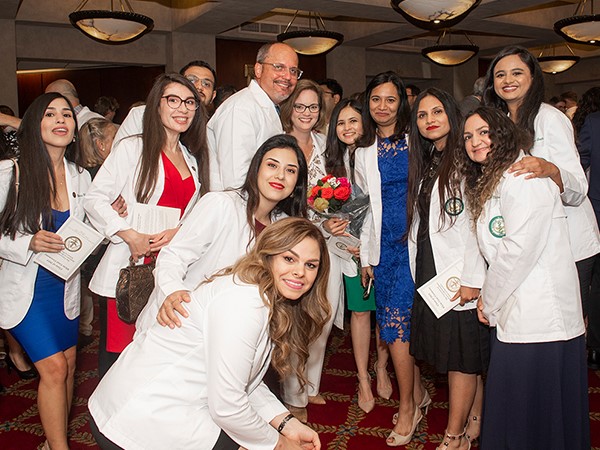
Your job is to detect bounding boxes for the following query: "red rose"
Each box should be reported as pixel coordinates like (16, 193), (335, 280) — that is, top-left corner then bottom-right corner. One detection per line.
(310, 186), (321, 197)
(321, 187), (334, 200)
(334, 185), (351, 201)
(322, 174), (334, 182)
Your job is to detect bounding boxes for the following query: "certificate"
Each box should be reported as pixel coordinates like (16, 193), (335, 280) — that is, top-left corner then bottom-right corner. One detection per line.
(417, 260), (463, 318)
(327, 234), (361, 261)
(131, 204), (180, 234)
(34, 216), (104, 281)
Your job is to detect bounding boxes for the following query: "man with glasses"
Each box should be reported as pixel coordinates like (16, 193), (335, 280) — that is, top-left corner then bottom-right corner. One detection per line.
(207, 42), (300, 191)
(114, 61), (216, 143)
(317, 79), (343, 130)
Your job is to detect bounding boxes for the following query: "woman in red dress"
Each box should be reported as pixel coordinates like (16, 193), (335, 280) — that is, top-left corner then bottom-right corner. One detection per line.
(84, 73), (209, 376)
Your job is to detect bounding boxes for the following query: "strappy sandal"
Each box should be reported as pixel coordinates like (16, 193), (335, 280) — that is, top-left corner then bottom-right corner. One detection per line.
(437, 429), (470, 450)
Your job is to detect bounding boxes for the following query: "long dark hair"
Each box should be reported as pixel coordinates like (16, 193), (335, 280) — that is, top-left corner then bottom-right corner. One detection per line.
(573, 86), (600, 136)
(407, 88), (464, 236)
(358, 71), (410, 147)
(459, 106), (532, 221)
(240, 134), (308, 241)
(324, 98), (363, 180)
(482, 46), (544, 136)
(136, 73), (209, 203)
(0, 93), (82, 238)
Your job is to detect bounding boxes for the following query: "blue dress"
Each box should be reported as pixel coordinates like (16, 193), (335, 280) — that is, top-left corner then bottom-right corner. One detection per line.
(9, 209), (79, 362)
(373, 136), (414, 344)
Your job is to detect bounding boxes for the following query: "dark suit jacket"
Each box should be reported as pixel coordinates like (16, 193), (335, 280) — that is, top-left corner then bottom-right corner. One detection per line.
(578, 111), (600, 223)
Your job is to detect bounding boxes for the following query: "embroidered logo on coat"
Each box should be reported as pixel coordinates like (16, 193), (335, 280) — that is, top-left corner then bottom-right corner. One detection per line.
(488, 216), (506, 238)
(444, 198), (464, 216)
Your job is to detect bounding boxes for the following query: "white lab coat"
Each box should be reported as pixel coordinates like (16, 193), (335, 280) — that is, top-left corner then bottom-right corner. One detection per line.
(0, 159), (91, 328)
(84, 136), (201, 297)
(135, 190), (283, 333)
(112, 105), (144, 145)
(207, 80), (282, 191)
(408, 178), (486, 311)
(475, 157), (585, 343)
(354, 140), (383, 268)
(89, 275), (288, 450)
(532, 103), (600, 261)
(76, 105), (103, 130)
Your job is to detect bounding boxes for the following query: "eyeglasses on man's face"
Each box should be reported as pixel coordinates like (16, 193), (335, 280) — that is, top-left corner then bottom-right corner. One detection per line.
(185, 75), (214, 89)
(161, 95), (199, 111)
(260, 62), (303, 79)
(293, 103), (320, 114)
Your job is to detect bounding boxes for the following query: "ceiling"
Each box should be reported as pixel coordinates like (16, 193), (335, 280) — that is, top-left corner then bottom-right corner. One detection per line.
(4, 0), (600, 67)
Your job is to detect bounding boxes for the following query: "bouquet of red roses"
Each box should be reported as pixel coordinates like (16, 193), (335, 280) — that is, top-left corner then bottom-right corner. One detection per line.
(308, 174), (352, 214)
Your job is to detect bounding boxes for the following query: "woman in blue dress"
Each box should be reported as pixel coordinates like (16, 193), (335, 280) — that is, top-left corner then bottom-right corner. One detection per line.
(355, 72), (427, 446)
(0, 93), (91, 450)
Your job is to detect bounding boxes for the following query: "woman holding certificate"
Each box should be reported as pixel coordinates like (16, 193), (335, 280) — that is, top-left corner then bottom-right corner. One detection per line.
(84, 73), (208, 376)
(407, 88), (488, 449)
(0, 92), (91, 450)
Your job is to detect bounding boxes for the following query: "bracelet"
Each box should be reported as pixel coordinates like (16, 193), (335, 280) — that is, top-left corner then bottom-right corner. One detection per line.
(277, 413), (295, 433)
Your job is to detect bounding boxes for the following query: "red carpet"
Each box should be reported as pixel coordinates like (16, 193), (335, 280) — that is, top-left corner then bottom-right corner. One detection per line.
(1, 326), (599, 449)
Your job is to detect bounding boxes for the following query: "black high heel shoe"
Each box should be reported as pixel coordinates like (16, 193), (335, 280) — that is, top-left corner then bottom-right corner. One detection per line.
(5, 353), (38, 380)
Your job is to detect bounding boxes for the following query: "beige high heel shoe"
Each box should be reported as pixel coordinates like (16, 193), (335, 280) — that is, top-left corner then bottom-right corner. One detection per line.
(373, 359), (393, 399)
(437, 429), (470, 450)
(386, 405), (423, 447)
(464, 415), (481, 445)
(357, 373), (375, 413)
(393, 386), (431, 424)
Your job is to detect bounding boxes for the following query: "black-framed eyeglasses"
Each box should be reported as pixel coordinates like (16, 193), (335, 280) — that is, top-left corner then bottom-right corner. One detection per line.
(260, 62), (303, 79)
(185, 75), (214, 89)
(161, 95), (199, 111)
(293, 103), (320, 113)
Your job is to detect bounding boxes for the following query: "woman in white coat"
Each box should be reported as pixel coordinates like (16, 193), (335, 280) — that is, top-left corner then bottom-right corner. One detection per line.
(136, 134), (308, 331)
(84, 73), (209, 376)
(89, 218), (331, 450)
(0, 93), (91, 450)
(407, 88), (488, 449)
(481, 46), (600, 330)
(279, 80), (354, 421)
(461, 106), (588, 449)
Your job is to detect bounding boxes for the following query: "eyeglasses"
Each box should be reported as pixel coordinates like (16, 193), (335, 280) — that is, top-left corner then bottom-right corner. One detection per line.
(161, 95), (199, 111)
(260, 62), (303, 79)
(293, 103), (320, 113)
(185, 75), (214, 89)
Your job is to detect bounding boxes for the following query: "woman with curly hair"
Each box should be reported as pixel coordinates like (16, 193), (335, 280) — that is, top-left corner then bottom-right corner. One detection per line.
(461, 106), (589, 449)
(407, 88), (488, 449)
(482, 46), (599, 328)
(88, 217), (330, 450)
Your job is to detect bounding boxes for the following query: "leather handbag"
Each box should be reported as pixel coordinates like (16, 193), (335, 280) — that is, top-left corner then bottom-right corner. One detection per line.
(115, 257), (155, 324)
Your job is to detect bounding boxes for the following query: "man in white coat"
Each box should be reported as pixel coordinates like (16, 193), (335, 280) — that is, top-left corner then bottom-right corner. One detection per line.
(207, 42), (300, 191)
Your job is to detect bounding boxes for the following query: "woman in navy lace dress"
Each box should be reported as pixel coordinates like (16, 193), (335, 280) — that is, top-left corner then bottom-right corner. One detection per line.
(355, 72), (427, 447)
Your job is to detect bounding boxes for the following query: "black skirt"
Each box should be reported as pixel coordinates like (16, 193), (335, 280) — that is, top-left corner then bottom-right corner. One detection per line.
(481, 330), (589, 450)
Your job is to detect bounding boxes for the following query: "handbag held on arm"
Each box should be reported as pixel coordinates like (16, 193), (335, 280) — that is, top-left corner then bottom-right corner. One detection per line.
(115, 256), (155, 324)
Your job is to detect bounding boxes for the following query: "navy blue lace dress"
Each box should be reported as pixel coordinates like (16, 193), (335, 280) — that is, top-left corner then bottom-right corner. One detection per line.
(373, 136), (414, 344)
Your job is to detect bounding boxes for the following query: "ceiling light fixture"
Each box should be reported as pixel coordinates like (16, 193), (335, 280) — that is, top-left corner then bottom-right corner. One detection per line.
(69, 0), (154, 45)
(422, 30), (479, 66)
(391, 0), (481, 30)
(554, 0), (600, 46)
(277, 10), (344, 55)
(537, 44), (580, 74)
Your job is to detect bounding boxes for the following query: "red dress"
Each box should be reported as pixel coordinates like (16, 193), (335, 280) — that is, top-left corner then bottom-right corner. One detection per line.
(106, 152), (196, 352)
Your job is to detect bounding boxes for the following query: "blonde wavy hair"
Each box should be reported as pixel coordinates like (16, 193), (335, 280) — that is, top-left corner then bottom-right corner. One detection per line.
(206, 217), (331, 390)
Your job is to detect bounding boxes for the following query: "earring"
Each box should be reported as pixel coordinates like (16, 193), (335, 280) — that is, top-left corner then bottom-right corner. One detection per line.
(72, 136), (77, 143)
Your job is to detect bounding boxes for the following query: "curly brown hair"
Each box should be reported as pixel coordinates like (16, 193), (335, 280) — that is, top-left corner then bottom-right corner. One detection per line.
(206, 217), (331, 390)
(458, 106), (532, 221)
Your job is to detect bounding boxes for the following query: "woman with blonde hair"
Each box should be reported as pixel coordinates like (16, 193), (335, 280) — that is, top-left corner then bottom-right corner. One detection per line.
(79, 117), (118, 177)
(279, 80), (355, 421)
(89, 217), (331, 450)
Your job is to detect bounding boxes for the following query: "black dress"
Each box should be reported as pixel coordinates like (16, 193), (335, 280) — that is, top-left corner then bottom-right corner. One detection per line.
(409, 150), (489, 374)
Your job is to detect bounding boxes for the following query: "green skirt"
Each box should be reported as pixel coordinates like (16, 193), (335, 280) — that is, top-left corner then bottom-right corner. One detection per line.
(344, 271), (375, 312)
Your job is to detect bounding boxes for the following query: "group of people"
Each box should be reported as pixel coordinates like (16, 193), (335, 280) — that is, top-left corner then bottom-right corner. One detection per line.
(0, 40), (596, 450)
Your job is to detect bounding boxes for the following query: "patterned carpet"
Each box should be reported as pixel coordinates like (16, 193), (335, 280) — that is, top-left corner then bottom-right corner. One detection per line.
(1, 324), (599, 449)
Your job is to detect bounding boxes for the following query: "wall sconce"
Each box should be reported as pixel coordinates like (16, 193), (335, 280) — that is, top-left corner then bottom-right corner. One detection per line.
(554, 0), (600, 46)
(277, 11), (344, 55)
(69, 0), (154, 45)
(537, 44), (580, 74)
(422, 30), (479, 66)
(391, 0), (481, 30)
